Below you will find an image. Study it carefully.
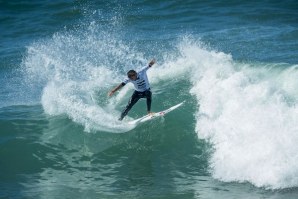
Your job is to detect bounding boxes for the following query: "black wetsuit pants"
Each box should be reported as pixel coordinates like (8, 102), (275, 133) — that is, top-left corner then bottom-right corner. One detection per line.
(119, 89), (152, 120)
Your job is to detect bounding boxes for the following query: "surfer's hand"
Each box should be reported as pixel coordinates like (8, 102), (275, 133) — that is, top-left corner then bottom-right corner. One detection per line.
(108, 91), (114, 97)
(149, 59), (156, 67)
(108, 84), (123, 97)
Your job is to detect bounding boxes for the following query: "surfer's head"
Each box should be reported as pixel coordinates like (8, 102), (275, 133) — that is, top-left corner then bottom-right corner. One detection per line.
(127, 70), (137, 80)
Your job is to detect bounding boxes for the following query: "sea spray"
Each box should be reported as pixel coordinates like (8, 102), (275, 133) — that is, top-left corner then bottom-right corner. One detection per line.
(22, 27), (147, 133)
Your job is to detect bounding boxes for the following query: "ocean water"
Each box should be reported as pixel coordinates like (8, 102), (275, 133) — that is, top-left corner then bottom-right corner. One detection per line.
(1, 0), (298, 198)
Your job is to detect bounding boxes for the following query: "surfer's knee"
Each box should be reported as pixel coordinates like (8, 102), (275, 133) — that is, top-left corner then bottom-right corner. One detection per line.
(145, 90), (152, 98)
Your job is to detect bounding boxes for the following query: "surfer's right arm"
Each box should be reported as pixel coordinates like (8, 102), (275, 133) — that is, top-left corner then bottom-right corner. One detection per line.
(108, 83), (125, 97)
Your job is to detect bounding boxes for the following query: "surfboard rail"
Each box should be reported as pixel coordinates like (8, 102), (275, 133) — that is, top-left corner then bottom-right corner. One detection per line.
(128, 101), (185, 125)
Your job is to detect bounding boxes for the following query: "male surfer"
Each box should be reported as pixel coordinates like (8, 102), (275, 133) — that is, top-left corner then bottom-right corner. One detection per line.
(108, 59), (156, 121)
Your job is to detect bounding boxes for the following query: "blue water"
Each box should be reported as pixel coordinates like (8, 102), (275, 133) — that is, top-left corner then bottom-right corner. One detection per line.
(1, 1), (298, 198)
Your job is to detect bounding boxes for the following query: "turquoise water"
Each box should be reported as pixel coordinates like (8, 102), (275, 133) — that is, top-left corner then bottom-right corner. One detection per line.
(1, 1), (298, 198)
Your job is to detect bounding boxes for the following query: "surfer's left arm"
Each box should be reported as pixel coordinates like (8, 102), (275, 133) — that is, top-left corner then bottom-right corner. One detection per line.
(148, 59), (156, 67)
(140, 59), (156, 72)
(139, 59), (156, 73)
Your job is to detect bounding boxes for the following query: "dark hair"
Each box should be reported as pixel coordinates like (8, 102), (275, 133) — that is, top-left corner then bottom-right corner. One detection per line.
(127, 70), (136, 76)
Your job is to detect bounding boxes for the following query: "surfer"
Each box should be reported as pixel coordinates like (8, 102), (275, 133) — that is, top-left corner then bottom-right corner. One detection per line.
(108, 59), (156, 121)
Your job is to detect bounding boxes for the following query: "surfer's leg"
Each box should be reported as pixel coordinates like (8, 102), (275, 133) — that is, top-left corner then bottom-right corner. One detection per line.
(119, 91), (140, 120)
(145, 90), (152, 112)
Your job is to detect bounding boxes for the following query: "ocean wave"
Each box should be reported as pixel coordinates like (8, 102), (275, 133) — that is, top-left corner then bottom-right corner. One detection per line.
(21, 21), (298, 188)
(182, 39), (298, 189)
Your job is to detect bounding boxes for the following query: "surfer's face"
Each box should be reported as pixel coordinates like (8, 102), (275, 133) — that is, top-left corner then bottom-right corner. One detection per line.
(128, 73), (137, 80)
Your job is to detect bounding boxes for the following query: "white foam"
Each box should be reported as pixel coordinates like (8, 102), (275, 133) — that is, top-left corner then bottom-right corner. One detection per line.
(181, 39), (298, 189)
(41, 79), (134, 132)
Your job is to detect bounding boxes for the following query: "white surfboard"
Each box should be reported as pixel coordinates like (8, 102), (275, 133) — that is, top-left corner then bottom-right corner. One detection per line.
(128, 101), (184, 125)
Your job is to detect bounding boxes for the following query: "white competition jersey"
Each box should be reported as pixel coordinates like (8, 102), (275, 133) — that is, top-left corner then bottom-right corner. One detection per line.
(122, 66), (151, 92)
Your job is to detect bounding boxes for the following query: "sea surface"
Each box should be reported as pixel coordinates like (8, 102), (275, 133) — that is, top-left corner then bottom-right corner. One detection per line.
(1, 1), (298, 198)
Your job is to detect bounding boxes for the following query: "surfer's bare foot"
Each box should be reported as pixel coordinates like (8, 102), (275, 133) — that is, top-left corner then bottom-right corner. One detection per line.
(148, 111), (154, 115)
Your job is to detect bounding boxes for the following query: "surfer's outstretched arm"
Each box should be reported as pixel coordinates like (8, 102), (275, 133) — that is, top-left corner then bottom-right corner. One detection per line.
(108, 83), (124, 97)
(148, 59), (155, 67)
